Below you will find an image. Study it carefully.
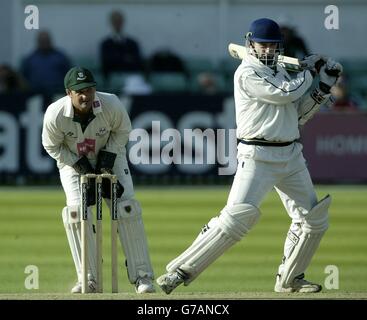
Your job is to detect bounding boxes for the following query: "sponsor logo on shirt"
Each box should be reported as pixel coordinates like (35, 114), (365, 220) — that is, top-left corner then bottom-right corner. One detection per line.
(77, 138), (96, 156)
(96, 127), (107, 136)
(66, 131), (77, 138)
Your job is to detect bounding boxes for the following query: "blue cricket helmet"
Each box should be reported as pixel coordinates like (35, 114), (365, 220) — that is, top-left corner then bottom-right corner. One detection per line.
(247, 18), (282, 43)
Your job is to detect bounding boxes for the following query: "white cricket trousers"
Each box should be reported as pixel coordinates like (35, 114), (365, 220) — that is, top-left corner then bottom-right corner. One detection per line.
(227, 142), (318, 222)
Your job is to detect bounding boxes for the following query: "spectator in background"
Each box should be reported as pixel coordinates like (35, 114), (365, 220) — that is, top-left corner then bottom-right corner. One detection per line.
(148, 49), (187, 75)
(330, 76), (361, 112)
(21, 31), (70, 93)
(196, 72), (219, 95)
(100, 10), (143, 79)
(0, 64), (28, 93)
(278, 16), (309, 59)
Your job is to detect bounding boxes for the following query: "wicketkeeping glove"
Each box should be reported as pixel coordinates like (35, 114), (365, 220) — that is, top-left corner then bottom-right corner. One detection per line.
(72, 156), (94, 175)
(72, 156), (96, 206)
(95, 150), (124, 199)
(95, 150), (117, 173)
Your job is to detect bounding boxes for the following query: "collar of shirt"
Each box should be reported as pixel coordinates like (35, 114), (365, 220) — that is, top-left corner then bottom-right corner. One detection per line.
(63, 93), (103, 118)
(72, 109), (95, 125)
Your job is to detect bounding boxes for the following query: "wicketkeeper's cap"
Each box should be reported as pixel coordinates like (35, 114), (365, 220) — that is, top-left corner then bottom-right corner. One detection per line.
(64, 67), (97, 91)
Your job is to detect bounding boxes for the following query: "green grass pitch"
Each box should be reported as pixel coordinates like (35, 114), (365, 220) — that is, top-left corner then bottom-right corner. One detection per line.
(0, 185), (366, 299)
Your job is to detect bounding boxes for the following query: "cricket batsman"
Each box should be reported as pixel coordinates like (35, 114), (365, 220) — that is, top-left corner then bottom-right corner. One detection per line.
(42, 67), (155, 293)
(157, 18), (342, 294)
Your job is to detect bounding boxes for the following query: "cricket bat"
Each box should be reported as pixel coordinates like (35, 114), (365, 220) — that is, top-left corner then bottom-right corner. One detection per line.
(228, 43), (300, 68)
(228, 43), (341, 76)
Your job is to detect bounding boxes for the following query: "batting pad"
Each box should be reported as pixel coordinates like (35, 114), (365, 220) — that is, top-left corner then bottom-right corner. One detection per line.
(62, 206), (97, 282)
(167, 203), (261, 285)
(117, 199), (154, 283)
(279, 195), (331, 288)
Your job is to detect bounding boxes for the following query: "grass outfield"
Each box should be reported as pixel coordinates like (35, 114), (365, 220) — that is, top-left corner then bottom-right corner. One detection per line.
(0, 185), (366, 300)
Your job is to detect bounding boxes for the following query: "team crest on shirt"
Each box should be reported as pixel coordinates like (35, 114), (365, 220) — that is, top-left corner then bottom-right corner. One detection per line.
(77, 72), (87, 81)
(93, 101), (101, 108)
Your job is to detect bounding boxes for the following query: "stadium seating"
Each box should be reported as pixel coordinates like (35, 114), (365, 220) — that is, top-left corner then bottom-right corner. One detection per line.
(189, 72), (227, 94)
(149, 72), (188, 93)
(107, 72), (131, 93)
(185, 57), (216, 75)
(67, 56), (367, 102)
(72, 56), (99, 73)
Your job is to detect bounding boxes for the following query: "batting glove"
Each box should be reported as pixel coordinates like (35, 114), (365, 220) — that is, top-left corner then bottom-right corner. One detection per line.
(324, 58), (343, 77)
(299, 54), (326, 76)
(319, 59), (343, 93)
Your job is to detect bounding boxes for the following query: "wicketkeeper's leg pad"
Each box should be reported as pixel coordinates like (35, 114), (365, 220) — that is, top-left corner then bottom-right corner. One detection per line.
(62, 206), (97, 282)
(116, 199), (154, 283)
(277, 195), (330, 288)
(167, 203), (261, 285)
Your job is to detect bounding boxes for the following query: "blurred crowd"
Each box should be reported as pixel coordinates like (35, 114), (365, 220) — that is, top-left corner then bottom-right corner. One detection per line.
(0, 10), (365, 112)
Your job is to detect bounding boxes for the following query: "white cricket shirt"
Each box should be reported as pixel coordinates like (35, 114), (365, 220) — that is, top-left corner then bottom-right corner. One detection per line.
(42, 91), (131, 169)
(234, 50), (314, 142)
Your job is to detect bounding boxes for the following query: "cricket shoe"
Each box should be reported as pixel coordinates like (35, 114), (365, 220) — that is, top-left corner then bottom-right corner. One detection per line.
(71, 279), (97, 293)
(274, 273), (322, 293)
(135, 277), (156, 294)
(156, 270), (186, 295)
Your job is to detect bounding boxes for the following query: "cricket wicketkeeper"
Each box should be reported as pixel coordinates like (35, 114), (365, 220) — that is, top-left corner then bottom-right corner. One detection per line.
(157, 18), (342, 294)
(42, 67), (155, 293)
